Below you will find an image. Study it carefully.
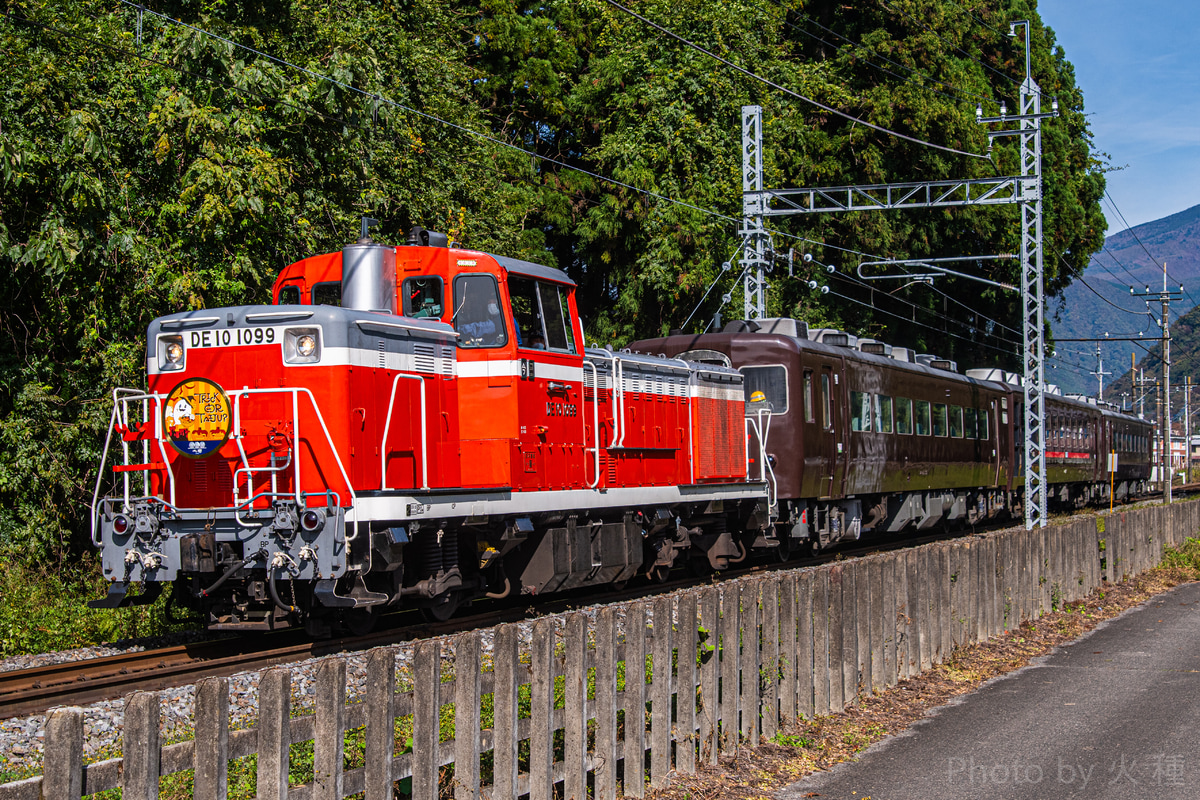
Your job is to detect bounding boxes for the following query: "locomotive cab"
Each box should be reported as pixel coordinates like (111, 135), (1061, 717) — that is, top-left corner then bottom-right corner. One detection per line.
(272, 229), (592, 491)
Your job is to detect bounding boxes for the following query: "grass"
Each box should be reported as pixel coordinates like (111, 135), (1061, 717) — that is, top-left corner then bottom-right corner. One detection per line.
(0, 554), (185, 657)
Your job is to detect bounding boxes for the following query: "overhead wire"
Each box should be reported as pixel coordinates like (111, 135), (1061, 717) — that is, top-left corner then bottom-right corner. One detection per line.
(878, 0), (1041, 102)
(1103, 189), (1198, 308)
(780, 16), (968, 105)
(598, 0), (992, 161)
(101, 0), (742, 227)
(780, 8), (994, 105)
(766, 226), (1026, 343)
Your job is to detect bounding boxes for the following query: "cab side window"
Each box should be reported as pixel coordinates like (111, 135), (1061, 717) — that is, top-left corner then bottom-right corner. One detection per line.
(508, 276), (579, 353)
(453, 274), (507, 348)
(402, 276), (444, 318)
(312, 282), (341, 306)
(277, 285), (301, 305)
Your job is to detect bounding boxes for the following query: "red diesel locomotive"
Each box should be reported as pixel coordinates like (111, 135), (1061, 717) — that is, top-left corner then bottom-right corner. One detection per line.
(90, 228), (773, 632)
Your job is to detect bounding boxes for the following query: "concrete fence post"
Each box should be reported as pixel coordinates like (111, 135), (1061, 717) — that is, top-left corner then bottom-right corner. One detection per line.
(122, 692), (159, 800)
(43, 707), (84, 800)
(455, 631), (483, 800)
(363, 646), (396, 800)
(812, 568), (830, 714)
(592, 611), (618, 800)
(529, 618), (556, 800)
(676, 593), (699, 774)
(314, 658), (346, 800)
(651, 595), (674, 785)
(193, 676), (228, 800)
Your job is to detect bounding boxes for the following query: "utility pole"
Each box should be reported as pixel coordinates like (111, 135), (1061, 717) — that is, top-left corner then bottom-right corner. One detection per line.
(1131, 263), (1183, 504)
(1186, 376), (1192, 484)
(1089, 343), (1110, 400)
(1156, 380), (1163, 491)
(1137, 368), (1147, 420)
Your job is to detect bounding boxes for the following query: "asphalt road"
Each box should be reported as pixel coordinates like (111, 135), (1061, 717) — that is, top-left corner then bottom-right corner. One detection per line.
(778, 580), (1200, 800)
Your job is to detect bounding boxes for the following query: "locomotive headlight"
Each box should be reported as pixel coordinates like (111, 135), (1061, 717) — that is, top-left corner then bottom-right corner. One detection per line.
(112, 514), (131, 535)
(158, 334), (185, 371)
(300, 509), (325, 532)
(284, 327), (321, 364)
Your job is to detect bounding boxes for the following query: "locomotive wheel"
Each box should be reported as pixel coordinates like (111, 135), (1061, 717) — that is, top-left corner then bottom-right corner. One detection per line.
(420, 591), (462, 622)
(647, 563), (671, 584)
(340, 607), (380, 637)
(774, 535), (793, 563)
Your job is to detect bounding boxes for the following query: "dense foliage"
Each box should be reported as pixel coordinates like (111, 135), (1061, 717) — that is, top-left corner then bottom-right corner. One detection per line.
(0, 0), (1105, 619)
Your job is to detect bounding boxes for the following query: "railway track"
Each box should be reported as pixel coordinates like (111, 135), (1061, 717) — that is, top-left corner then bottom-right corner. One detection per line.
(2, 503), (1164, 720)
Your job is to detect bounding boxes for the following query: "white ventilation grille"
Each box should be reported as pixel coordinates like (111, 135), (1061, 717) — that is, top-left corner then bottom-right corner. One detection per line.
(414, 343), (437, 374)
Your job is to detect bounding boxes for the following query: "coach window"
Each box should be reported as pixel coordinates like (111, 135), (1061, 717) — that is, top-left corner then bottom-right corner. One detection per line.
(875, 394), (894, 433)
(932, 403), (948, 437)
(978, 409), (990, 440)
(963, 407), (977, 439)
(802, 371), (815, 423)
(850, 391), (871, 431)
(820, 374), (832, 430)
(312, 281), (341, 306)
(895, 397), (913, 435)
(277, 285), (301, 305)
(402, 277), (444, 318)
(453, 274), (507, 348)
(742, 366), (789, 414)
(915, 400), (931, 436)
(950, 405), (964, 438)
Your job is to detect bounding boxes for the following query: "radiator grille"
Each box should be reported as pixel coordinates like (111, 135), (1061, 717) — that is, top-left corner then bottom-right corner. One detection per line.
(695, 397), (745, 479)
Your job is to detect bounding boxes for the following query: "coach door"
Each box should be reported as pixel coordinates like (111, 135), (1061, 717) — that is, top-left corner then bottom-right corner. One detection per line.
(816, 359), (847, 498)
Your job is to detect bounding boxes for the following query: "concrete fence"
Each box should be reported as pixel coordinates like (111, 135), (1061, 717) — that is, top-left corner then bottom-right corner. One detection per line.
(3, 499), (1198, 800)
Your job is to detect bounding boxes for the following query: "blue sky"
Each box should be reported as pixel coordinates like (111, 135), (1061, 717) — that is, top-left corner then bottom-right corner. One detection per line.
(1038, 0), (1200, 230)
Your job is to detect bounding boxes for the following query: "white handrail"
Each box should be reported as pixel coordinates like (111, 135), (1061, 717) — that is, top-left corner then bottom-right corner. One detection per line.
(355, 318), (459, 338)
(584, 361), (600, 488)
(380, 373), (429, 490)
(91, 388), (176, 546)
(225, 388), (357, 533)
(611, 357), (626, 448)
(745, 410), (777, 514)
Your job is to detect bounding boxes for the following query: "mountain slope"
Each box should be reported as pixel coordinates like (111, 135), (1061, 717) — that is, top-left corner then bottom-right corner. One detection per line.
(1048, 203), (1200, 395)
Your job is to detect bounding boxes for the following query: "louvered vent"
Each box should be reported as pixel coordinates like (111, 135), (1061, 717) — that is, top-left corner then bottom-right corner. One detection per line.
(414, 343), (437, 373)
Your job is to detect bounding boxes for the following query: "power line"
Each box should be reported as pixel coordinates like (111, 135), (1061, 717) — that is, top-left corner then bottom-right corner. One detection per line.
(106, 0), (742, 228)
(824, 268), (1024, 352)
(942, 0), (1011, 40)
(24, 1), (1067, 365)
(779, 12), (987, 105)
(767, 226), (1026, 342)
(879, 0), (1041, 102)
(1104, 189), (1198, 308)
(599, 0), (991, 161)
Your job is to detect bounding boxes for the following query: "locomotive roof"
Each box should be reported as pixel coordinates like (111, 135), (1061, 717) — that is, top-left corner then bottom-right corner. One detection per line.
(491, 254), (576, 288)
